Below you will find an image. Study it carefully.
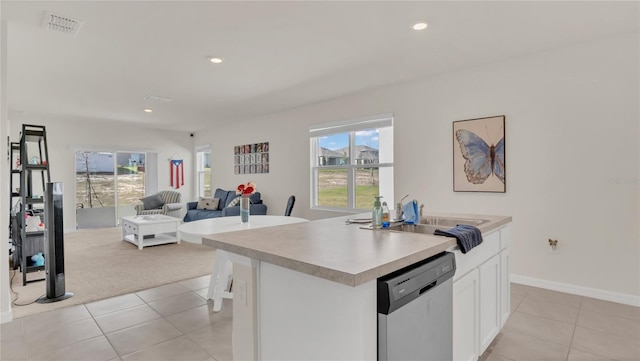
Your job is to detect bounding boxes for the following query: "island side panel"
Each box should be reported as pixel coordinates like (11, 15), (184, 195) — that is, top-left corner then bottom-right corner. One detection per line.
(230, 255), (259, 361)
(259, 262), (377, 360)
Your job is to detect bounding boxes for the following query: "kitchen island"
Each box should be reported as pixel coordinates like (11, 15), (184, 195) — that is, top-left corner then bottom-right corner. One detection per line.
(202, 212), (512, 361)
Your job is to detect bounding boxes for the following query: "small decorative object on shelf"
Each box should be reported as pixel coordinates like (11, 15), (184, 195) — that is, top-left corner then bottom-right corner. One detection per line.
(236, 182), (256, 223)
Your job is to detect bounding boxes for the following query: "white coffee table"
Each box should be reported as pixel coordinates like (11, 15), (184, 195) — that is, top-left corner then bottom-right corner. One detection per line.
(121, 215), (181, 250)
(177, 215), (308, 311)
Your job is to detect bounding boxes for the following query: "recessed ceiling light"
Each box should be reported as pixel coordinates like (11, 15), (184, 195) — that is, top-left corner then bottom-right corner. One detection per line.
(208, 57), (223, 64)
(412, 22), (428, 31)
(143, 108), (153, 113)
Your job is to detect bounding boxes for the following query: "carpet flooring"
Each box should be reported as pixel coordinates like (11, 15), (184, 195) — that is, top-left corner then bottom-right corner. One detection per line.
(9, 227), (216, 319)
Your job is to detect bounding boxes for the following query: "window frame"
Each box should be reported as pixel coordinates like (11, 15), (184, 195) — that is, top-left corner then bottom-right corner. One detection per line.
(195, 145), (212, 198)
(310, 114), (394, 212)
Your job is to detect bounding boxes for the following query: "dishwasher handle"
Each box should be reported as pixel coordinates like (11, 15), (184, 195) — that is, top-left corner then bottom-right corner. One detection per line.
(419, 280), (437, 295)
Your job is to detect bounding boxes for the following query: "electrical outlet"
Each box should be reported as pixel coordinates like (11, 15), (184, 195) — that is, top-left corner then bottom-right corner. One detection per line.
(236, 280), (247, 306)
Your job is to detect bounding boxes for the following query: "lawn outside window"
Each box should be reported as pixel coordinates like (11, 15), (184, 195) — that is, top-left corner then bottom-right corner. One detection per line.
(310, 114), (394, 212)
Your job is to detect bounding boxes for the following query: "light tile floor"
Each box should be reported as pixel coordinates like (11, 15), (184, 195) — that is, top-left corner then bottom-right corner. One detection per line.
(480, 283), (640, 361)
(2, 277), (639, 361)
(1, 275), (231, 361)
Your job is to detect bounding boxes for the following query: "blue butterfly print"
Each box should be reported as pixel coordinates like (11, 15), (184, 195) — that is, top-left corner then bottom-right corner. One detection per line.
(455, 129), (505, 184)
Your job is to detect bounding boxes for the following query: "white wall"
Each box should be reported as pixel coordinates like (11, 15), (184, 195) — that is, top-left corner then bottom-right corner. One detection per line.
(1, 14), (13, 323)
(197, 33), (639, 300)
(7, 117), (194, 232)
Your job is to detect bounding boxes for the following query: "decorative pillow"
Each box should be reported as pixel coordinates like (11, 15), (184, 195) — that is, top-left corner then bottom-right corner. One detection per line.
(197, 197), (219, 210)
(226, 196), (242, 207)
(140, 194), (164, 210)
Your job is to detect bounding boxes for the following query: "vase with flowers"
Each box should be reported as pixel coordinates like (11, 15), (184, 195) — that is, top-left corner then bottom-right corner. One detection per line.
(236, 181), (256, 223)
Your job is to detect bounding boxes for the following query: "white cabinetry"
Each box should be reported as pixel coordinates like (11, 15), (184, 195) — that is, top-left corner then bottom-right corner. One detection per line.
(479, 254), (500, 353)
(452, 224), (511, 361)
(500, 249), (510, 327)
(453, 269), (479, 361)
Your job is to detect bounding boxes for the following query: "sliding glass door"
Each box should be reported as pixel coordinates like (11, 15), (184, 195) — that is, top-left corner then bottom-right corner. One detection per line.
(76, 151), (146, 229)
(116, 152), (146, 221)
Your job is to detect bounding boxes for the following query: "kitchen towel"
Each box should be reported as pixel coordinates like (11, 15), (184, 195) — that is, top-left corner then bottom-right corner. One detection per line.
(434, 224), (483, 254)
(402, 200), (419, 225)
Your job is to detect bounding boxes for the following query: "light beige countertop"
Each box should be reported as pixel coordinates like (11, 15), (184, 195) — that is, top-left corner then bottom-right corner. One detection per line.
(202, 212), (511, 287)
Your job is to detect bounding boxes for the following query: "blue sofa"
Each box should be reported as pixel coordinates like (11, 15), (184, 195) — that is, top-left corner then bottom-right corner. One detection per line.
(183, 188), (267, 222)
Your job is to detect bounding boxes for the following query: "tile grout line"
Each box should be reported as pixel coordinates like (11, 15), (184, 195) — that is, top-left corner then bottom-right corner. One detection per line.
(2, 278), (218, 361)
(483, 290), (524, 360)
(170, 291), (232, 360)
(564, 295), (583, 361)
(86, 294), (147, 319)
(83, 292), (186, 359)
(115, 289), (218, 360)
(23, 306), (98, 361)
(84, 303), (122, 360)
(511, 307), (580, 327)
(124, 289), (190, 359)
(494, 292), (575, 355)
(572, 298), (640, 345)
(523, 297), (583, 311)
(578, 303), (640, 323)
(498, 327), (573, 350)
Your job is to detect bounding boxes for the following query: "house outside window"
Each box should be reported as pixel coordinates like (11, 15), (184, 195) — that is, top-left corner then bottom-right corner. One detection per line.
(196, 146), (212, 197)
(310, 114), (394, 211)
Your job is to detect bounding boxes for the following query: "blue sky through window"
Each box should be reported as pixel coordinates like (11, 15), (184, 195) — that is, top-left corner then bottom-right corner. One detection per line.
(319, 129), (379, 150)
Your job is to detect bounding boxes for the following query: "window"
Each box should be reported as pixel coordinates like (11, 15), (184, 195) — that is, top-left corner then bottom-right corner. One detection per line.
(310, 114), (394, 211)
(196, 146), (212, 197)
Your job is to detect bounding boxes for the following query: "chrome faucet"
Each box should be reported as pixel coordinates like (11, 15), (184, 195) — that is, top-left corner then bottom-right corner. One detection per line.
(395, 194), (409, 221)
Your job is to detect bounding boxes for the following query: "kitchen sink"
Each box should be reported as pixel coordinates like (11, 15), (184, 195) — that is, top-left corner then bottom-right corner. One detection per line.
(361, 217), (489, 235)
(421, 217), (489, 227)
(385, 223), (440, 235)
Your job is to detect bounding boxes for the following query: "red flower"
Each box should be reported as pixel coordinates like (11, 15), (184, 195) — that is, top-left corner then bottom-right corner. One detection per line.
(236, 182), (256, 196)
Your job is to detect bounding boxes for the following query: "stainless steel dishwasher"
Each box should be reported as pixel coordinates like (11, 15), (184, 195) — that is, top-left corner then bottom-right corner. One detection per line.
(378, 251), (456, 361)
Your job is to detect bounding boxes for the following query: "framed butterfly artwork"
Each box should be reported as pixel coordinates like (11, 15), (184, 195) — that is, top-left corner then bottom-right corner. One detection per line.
(453, 115), (506, 192)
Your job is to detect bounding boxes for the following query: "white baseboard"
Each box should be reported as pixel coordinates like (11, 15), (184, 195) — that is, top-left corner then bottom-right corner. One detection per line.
(511, 274), (640, 307)
(1, 309), (13, 324)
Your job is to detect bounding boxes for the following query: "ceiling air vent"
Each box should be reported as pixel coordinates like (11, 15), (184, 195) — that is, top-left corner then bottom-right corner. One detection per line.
(144, 95), (174, 103)
(43, 11), (84, 37)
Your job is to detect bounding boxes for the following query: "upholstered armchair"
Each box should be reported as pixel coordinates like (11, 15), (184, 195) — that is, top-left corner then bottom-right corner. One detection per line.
(135, 190), (183, 218)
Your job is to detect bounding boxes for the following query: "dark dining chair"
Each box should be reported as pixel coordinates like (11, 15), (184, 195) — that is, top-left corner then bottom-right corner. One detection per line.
(285, 195), (295, 216)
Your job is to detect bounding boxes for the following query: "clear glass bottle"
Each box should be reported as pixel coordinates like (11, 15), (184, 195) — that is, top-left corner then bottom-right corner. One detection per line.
(372, 196), (383, 229)
(381, 201), (390, 228)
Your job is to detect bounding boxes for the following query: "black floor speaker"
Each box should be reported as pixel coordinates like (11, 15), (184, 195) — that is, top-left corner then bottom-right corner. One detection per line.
(37, 182), (73, 303)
